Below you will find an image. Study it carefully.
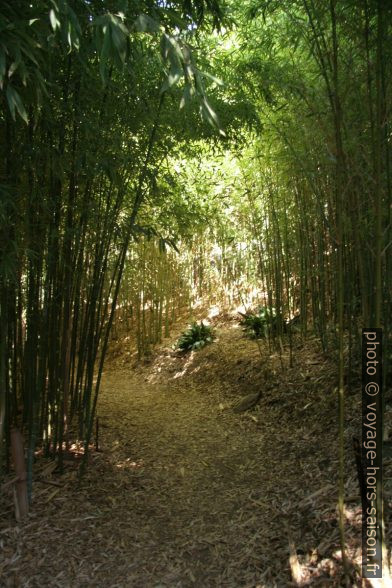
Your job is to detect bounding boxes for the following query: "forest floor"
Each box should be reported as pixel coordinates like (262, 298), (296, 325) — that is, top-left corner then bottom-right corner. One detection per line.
(1, 308), (392, 587)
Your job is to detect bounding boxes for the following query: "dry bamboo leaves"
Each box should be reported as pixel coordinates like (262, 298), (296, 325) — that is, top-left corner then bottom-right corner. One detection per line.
(1, 321), (391, 586)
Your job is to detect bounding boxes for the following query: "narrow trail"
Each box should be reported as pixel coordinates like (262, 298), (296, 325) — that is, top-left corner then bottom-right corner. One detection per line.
(1, 322), (366, 587)
(96, 327), (303, 587)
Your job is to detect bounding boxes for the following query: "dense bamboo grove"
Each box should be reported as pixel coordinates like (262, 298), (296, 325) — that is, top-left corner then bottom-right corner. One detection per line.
(1, 0), (391, 571)
(0, 0), (227, 490)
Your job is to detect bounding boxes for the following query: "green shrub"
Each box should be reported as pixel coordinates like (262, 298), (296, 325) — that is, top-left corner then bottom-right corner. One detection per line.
(176, 321), (214, 351)
(239, 306), (279, 338)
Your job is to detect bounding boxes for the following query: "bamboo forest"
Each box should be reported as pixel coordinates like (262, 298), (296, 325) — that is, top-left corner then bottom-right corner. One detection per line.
(1, 0), (392, 586)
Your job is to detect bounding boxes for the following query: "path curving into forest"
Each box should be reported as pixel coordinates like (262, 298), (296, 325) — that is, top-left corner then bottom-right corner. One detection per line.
(1, 322), (364, 587)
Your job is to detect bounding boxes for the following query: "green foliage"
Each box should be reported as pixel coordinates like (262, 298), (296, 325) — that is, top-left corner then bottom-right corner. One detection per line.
(176, 321), (214, 351)
(0, 0), (230, 486)
(239, 307), (278, 339)
(1, 2), (390, 550)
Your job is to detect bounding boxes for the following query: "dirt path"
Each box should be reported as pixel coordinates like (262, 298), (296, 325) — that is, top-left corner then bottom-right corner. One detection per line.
(1, 322), (371, 587)
(93, 326), (307, 587)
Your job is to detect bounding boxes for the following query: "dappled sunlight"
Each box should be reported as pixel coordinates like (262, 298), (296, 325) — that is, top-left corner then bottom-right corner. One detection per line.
(2, 0), (390, 585)
(172, 350), (196, 380)
(344, 503), (362, 524)
(208, 304), (220, 319)
(285, 536), (391, 586)
(366, 565), (392, 587)
(3, 313), (390, 587)
(115, 457), (144, 471)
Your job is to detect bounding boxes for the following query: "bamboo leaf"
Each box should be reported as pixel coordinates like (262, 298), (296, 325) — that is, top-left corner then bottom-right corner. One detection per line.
(6, 85), (28, 123)
(133, 14), (160, 33)
(201, 96), (225, 136)
(0, 47), (5, 86)
(99, 26), (112, 83)
(49, 9), (60, 31)
(179, 83), (194, 109)
(110, 21), (127, 64)
(161, 68), (182, 92)
(197, 69), (224, 86)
